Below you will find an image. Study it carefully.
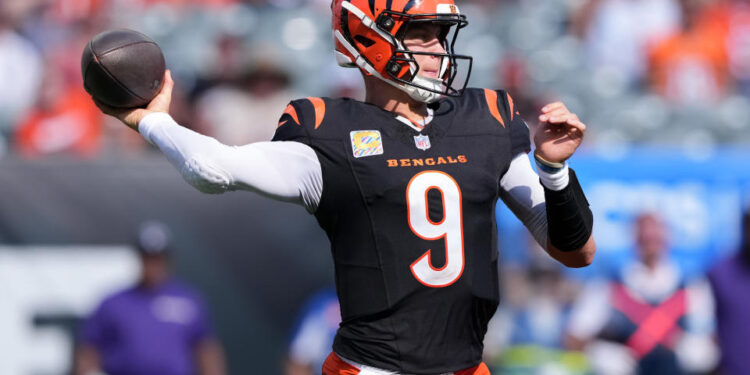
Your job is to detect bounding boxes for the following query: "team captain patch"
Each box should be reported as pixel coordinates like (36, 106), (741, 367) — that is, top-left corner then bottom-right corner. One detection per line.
(350, 130), (384, 158)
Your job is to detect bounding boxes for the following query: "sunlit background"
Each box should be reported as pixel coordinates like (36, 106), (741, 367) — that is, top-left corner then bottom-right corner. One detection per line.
(2, 0), (749, 374)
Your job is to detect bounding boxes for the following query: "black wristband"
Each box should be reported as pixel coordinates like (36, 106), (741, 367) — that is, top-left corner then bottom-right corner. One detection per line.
(543, 168), (593, 252)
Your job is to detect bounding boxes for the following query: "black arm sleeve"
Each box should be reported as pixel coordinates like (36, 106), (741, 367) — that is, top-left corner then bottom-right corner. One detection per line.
(543, 168), (593, 252)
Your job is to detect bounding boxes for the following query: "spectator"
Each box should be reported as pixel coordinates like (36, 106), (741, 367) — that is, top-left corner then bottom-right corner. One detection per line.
(484, 242), (588, 374)
(494, 54), (544, 119)
(708, 209), (750, 375)
(566, 213), (717, 375)
(723, 0), (750, 95)
(285, 288), (340, 375)
(647, 0), (730, 105)
(0, 4), (42, 141)
(573, 0), (680, 87)
(194, 41), (294, 145)
(15, 60), (102, 157)
(75, 221), (226, 375)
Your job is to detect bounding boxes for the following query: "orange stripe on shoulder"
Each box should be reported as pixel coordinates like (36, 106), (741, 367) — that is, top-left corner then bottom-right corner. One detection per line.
(484, 89), (505, 128)
(506, 92), (515, 121)
(306, 97), (326, 129)
(280, 104), (300, 127)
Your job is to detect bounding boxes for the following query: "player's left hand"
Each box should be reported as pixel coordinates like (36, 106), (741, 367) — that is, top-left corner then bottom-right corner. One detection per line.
(533, 102), (586, 164)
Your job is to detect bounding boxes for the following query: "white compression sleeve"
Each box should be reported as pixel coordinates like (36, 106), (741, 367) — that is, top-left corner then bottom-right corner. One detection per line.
(499, 153), (548, 249)
(139, 112), (323, 213)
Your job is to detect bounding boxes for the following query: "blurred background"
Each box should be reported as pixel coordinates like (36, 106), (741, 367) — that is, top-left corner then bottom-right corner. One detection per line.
(2, 0), (750, 374)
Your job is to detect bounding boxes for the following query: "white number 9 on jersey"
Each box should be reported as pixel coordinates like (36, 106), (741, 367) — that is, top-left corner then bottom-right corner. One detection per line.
(406, 171), (465, 288)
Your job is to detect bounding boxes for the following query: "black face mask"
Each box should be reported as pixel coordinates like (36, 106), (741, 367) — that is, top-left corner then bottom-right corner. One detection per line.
(378, 11), (473, 98)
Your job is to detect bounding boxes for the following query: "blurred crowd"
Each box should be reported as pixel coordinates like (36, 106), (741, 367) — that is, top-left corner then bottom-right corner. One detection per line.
(482, 209), (750, 375)
(2, 0), (750, 159)
(284, 211), (749, 375)
(484, 213), (720, 375)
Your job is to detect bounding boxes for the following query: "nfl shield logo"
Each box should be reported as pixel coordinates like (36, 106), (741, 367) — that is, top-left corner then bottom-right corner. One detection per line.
(414, 134), (431, 151)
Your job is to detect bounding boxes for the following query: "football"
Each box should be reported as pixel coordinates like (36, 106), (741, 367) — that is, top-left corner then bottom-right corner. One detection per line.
(81, 29), (166, 109)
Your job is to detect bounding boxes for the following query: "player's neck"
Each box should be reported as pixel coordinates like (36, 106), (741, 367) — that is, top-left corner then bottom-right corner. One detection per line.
(364, 76), (430, 125)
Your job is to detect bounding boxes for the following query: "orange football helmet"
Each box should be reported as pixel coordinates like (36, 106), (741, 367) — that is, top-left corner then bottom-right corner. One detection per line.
(332, 0), (472, 103)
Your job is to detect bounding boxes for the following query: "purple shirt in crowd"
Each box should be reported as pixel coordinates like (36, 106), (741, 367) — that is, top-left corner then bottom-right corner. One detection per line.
(80, 280), (214, 375)
(708, 253), (750, 375)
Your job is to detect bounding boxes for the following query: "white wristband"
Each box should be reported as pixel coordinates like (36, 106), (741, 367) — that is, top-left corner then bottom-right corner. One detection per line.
(537, 162), (570, 191)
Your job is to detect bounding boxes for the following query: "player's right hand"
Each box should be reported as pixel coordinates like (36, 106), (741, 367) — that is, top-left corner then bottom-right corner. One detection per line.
(533, 101), (586, 164)
(93, 70), (174, 131)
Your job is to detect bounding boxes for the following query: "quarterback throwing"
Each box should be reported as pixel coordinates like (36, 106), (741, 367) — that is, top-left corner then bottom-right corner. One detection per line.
(94, 0), (596, 374)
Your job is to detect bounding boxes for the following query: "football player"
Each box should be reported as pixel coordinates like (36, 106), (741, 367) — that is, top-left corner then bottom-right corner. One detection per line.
(94, 0), (596, 374)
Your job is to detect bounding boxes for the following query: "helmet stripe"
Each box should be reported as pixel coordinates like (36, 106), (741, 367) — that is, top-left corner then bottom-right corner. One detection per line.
(368, 0), (376, 16)
(403, 0), (417, 12)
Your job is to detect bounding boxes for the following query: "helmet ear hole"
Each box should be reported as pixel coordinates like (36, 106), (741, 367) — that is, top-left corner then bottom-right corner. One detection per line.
(354, 35), (375, 48)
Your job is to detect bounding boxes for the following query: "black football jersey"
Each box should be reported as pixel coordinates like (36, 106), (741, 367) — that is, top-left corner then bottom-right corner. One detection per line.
(272, 88), (530, 374)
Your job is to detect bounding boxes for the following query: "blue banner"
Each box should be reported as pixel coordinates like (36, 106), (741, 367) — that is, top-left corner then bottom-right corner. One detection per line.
(497, 146), (750, 279)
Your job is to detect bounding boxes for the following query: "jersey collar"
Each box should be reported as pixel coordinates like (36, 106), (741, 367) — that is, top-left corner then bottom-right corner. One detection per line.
(394, 108), (434, 132)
